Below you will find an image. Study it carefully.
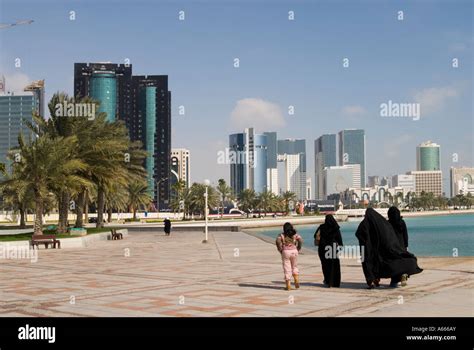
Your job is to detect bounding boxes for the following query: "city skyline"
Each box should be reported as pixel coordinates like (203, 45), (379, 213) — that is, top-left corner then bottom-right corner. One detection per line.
(0, 0), (472, 194)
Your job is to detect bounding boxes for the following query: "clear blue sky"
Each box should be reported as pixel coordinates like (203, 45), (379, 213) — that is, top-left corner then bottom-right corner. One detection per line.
(0, 0), (472, 194)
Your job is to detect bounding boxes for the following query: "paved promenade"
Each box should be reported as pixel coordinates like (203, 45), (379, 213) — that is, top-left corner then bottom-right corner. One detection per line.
(0, 230), (472, 317)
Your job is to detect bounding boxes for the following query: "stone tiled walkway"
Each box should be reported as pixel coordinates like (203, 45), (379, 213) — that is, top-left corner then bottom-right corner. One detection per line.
(0, 230), (472, 317)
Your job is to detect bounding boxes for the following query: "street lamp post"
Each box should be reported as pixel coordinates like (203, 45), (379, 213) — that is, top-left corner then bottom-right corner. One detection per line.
(203, 179), (211, 243)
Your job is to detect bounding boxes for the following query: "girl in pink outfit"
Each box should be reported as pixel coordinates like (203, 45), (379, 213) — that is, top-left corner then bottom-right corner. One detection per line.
(276, 222), (303, 290)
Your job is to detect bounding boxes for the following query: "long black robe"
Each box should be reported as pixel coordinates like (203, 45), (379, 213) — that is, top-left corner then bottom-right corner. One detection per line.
(315, 215), (343, 287)
(355, 208), (422, 285)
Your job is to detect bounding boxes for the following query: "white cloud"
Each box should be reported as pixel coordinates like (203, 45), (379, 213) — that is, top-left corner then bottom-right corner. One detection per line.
(0, 72), (32, 94)
(341, 105), (367, 116)
(230, 98), (285, 130)
(413, 85), (460, 115)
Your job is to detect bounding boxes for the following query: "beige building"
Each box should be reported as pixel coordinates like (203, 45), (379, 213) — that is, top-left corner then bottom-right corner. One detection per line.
(407, 170), (443, 196)
(450, 167), (474, 196)
(171, 148), (191, 187)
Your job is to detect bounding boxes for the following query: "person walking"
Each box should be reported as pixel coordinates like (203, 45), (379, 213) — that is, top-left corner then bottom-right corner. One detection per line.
(276, 222), (303, 291)
(314, 214), (343, 287)
(163, 217), (171, 236)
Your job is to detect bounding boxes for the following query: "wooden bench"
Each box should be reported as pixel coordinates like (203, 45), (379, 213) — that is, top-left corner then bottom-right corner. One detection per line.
(110, 229), (123, 240)
(30, 235), (61, 249)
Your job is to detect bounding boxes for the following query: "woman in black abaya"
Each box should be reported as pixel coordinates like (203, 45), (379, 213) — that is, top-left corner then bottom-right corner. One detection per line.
(315, 214), (343, 287)
(355, 208), (422, 289)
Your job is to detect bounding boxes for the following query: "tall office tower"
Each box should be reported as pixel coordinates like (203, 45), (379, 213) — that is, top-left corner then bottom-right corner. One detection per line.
(74, 63), (132, 123)
(338, 129), (366, 187)
(171, 148), (191, 188)
(229, 128), (268, 195)
(132, 75), (171, 209)
(314, 134), (337, 199)
(75, 63), (172, 209)
(279, 153), (306, 199)
(0, 80), (42, 170)
(264, 132), (278, 195)
(416, 141), (441, 171)
(229, 132), (246, 195)
(450, 167), (474, 196)
(407, 170), (443, 196)
(278, 139), (307, 200)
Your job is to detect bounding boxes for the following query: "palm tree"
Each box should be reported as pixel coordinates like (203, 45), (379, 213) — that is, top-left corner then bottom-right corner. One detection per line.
(12, 133), (86, 235)
(256, 189), (275, 217)
(216, 179), (233, 218)
(281, 191), (296, 215)
(0, 165), (34, 228)
(238, 189), (256, 218)
(188, 183), (219, 217)
(170, 179), (187, 217)
(127, 182), (152, 220)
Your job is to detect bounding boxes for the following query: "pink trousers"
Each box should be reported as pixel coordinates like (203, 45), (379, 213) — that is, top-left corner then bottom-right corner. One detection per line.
(281, 249), (299, 281)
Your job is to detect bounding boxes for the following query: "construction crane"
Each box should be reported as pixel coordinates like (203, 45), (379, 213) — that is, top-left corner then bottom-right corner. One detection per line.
(0, 19), (34, 30)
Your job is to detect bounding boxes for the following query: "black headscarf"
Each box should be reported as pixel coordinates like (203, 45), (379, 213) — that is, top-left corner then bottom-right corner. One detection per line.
(318, 214), (342, 246)
(388, 206), (402, 231)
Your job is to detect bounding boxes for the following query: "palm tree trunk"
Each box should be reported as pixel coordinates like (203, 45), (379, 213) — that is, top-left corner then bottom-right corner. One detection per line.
(96, 187), (105, 228)
(19, 205), (26, 229)
(75, 190), (85, 228)
(34, 194), (43, 236)
(107, 207), (112, 223)
(57, 191), (70, 234)
(133, 208), (137, 220)
(84, 189), (89, 223)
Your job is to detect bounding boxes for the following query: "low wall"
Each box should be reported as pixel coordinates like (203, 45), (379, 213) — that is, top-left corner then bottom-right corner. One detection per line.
(0, 229), (128, 249)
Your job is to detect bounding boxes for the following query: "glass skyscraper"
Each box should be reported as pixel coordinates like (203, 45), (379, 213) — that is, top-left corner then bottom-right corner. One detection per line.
(74, 63), (172, 210)
(416, 141), (440, 171)
(229, 128), (268, 195)
(0, 80), (43, 171)
(338, 129), (366, 188)
(314, 134), (337, 199)
(132, 76), (171, 210)
(74, 63), (132, 124)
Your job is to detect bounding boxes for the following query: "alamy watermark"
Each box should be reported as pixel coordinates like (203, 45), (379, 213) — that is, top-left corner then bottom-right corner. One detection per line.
(0, 245), (38, 263)
(380, 100), (420, 121)
(55, 101), (96, 120)
(217, 147), (258, 168)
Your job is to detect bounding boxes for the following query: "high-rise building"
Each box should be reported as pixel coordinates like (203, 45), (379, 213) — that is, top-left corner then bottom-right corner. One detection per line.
(132, 75), (171, 208)
(279, 153), (306, 199)
(229, 132), (246, 195)
(367, 176), (380, 187)
(338, 129), (366, 187)
(323, 166), (354, 199)
(392, 174), (415, 192)
(407, 170), (443, 196)
(171, 148), (191, 188)
(264, 132), (278, 195)
(344, 164), (361, 189)
(416, 141), (440, 171)
(74, 63), (172, 209)
(0, 80), (44, 170)
(314, 134), (337, 199)
(74, 63), (132, 123)
(278, 139), (307, 200)
(450, 167), (474, 196)
(229, 128), (268, 195)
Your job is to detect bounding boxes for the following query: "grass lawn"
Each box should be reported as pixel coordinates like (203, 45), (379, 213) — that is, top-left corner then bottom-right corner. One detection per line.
(0, 227), (114, 242)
